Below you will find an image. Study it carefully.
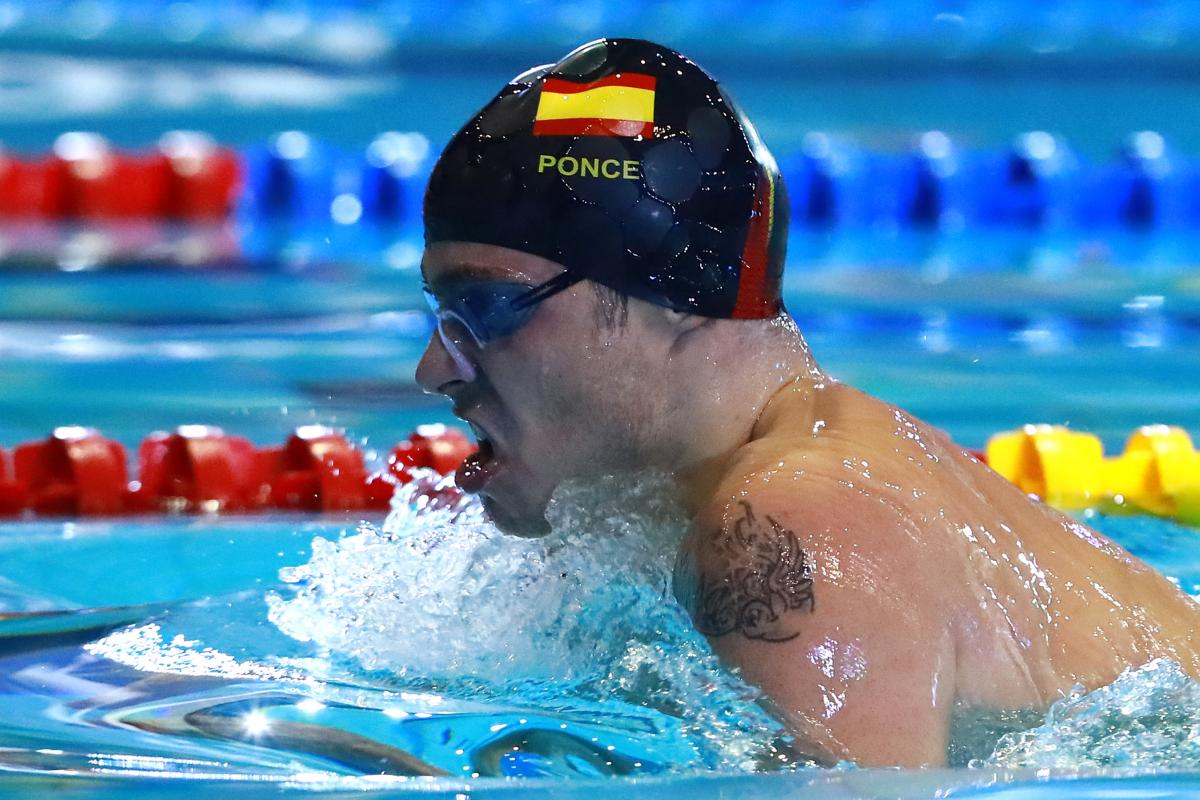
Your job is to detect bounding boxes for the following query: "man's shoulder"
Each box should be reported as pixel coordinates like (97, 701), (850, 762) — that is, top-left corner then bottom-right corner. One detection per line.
(674, 494), (817, 642)
(675, 471), (926, 639)
(698, 461), (910, 552)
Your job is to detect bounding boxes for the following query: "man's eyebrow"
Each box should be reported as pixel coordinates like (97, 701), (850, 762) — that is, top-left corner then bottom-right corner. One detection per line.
(423, 262), (512, 289)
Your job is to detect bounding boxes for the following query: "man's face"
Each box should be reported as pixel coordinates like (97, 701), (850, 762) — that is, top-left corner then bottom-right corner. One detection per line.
(416, 241), (666, 536)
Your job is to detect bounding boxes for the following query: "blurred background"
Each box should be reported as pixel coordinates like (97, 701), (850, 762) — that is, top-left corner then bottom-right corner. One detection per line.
(3, 0), (1200, 154)
(0, 0), (1197, 462)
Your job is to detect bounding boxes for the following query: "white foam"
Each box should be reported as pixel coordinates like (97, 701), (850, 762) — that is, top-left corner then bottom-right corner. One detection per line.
(268, 470), (682, 678)
(986, 659), (1200, 768)
(266, 469), (792, 771)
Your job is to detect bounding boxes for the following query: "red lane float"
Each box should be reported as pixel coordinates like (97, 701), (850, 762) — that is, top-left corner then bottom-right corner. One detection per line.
(0, 132), (242, 222)
(0, 424), (475, 518)
(54, 133), (170, 219)
(0, 446), (26, 515)
(365, 424), (477, 511)
(388, 425), (475, 481)
(262, 426), (369, 512)
(159, 132), (242, 220)
(131, 425), (265, 513)
(0, 155), (62, 217)
(12, 427), (128, 515)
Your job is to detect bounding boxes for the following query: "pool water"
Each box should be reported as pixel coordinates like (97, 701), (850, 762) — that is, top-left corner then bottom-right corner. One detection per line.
(2, 228), (1200, 798)
(2, 476), (1200, 798)
(4, 24), (1200, 797)
(3, 224), (1199, 450)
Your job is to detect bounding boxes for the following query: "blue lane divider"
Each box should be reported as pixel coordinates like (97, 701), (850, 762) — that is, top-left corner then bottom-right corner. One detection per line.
(239, 131), (340, 222)
(775, 130), (1200, 232)
(1, 127), (1197, 232)
(235, 131), (431, 227)
(358, 132), (432, 224)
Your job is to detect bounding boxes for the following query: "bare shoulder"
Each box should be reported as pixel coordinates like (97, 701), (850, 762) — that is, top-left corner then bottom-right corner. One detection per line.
(673, 470), (958, 766)
(674, 496), (816, 642)
(674, 469), (933, 642)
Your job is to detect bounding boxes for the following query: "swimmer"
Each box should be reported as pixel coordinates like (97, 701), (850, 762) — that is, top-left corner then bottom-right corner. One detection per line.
(415, 38), (1200, 767)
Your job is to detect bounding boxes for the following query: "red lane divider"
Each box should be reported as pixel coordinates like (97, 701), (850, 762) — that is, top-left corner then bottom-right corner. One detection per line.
(56, 134), (166, 219)
(371, 425), (476, 512)
(264, 426), (369, 512)
(159, 132), (242, 221)
(131, 425), (264, 513)
(0, 446), (26, 515)
(13, 426), (128, 515)
(388, 425), (475, 481)
(0, 132), (241, 222)
(0, 424), (475, 518)
(0, 156), (61, 217)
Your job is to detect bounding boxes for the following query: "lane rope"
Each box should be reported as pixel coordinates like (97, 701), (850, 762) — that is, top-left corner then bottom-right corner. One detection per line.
(0, 422), (1196, 525)
(0, 424), (473, 517)
(983, 424), (1200, 526)
(2, 130), (1196, 233)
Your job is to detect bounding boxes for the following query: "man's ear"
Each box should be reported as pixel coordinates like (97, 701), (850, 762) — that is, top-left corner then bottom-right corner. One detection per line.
(664, 308), (713, 338)
(641, 307), (716, 355)
(625, 298), (711, 343)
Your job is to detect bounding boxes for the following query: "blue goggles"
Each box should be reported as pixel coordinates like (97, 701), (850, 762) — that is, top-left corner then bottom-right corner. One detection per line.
(423, 270), (584, 349)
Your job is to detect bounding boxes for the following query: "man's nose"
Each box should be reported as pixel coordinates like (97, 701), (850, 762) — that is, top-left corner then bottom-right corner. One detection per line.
(416, 323), (477, 394)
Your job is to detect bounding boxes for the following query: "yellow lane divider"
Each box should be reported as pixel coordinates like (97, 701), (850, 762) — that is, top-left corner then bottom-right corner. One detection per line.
(986, 425), (1200, 525)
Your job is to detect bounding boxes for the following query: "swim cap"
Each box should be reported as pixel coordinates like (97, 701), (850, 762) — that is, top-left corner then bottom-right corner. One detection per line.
(424, 38), (788, 319)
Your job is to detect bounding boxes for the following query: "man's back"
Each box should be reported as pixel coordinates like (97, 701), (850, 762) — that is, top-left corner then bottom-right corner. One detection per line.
(676, 375), (1200, 765)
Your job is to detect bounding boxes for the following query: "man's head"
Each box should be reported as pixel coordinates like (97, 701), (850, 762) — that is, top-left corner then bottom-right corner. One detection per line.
(417, 38), (791, 535)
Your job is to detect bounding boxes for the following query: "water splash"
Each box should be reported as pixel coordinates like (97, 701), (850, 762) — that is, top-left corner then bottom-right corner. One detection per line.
(266, 470), (796, 771)
(268, 471), (671, 678)
(984, 659), (1200, 769)
(86, 622), (309, 683)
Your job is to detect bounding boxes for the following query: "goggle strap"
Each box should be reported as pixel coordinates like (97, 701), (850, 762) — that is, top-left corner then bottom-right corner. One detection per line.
(512, 271), (584, 311)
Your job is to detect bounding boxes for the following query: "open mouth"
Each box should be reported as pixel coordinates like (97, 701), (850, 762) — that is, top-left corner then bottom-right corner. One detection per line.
(456, 421), (499, 493)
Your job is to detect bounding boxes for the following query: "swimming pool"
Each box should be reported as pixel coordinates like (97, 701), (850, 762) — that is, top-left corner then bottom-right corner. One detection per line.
(5, 12), (1200, 797)
(2, 230), (1199, 798)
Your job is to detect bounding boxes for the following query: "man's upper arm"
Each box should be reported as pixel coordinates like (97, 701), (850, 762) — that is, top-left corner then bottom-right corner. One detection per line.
(675, 480), (957, 767)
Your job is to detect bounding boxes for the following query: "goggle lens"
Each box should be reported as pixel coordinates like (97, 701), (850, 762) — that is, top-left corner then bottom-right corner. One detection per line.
(422, 271), (585, 373)
(423, 282), (536, 346)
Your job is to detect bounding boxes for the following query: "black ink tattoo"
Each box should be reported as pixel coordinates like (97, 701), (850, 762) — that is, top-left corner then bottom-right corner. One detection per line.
(692, 501), (815, 642)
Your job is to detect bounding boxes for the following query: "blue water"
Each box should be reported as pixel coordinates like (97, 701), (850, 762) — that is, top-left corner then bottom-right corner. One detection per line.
(1, 239), (1196, 453)
(1, 490), (1199, 798)
(4, 10), (1200, 796)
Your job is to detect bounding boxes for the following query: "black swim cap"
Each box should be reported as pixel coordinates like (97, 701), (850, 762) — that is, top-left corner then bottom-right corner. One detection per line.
(424, 38), (788, 319)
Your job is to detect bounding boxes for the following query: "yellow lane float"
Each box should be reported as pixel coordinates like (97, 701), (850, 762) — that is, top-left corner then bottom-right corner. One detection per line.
(986, 424), (1200, 526)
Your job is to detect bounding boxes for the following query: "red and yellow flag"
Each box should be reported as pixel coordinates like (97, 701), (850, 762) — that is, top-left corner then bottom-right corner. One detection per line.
(533, 74), (656, 138)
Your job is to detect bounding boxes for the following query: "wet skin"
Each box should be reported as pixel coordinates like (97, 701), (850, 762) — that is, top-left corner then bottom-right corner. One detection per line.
(418, 241), (1200, 768)
(416, 242), (686, 536)
(675, 378), (1200, 766)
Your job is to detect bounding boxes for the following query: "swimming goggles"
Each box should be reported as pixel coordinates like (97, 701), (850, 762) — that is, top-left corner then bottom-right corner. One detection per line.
(423, 270), (584, 350)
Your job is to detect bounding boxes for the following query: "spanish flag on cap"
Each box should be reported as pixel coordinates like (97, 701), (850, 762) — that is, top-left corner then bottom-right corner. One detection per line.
(533, 73), (656, 138)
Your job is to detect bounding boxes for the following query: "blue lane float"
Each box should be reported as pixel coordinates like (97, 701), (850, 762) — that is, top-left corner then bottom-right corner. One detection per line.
(238, 131), (342, 222)
(357, 132), (432, 225)
(5, 129), (1200, 274)
(773, 130), (1200, 234)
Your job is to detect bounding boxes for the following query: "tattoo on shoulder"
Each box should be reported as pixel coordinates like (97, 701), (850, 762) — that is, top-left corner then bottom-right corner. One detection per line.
(692, 500), (815, 643)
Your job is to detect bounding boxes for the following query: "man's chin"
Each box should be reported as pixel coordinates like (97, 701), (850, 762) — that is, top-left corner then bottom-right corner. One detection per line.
(481, 494), (551, 538)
